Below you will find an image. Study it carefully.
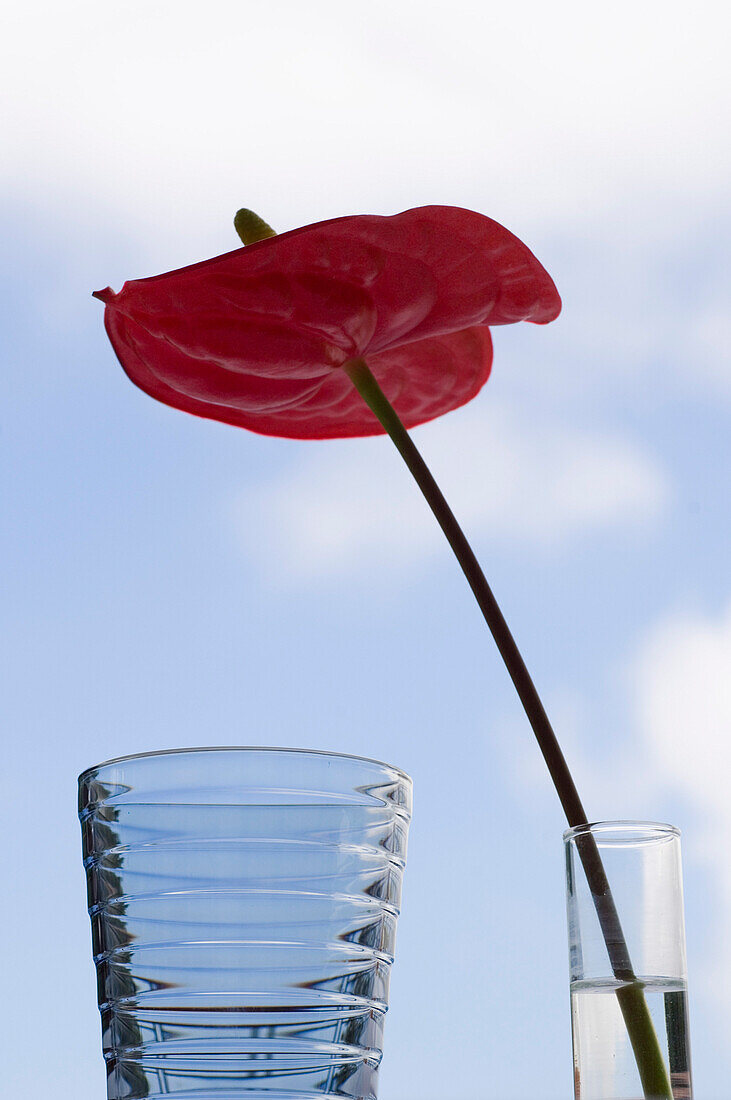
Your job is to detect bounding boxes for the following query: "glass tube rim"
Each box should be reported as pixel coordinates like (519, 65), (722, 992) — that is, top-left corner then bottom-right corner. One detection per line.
(563, 819), (680, 845)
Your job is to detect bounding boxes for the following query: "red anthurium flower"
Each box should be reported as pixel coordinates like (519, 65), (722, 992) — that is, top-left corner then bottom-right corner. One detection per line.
(91, 206), (675, 1094)
(94, 205), (560, 439)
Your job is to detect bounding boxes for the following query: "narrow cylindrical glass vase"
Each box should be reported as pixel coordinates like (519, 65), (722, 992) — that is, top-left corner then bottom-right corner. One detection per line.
(564, 821), (692, 1100)
(79, 747), (411, 1100)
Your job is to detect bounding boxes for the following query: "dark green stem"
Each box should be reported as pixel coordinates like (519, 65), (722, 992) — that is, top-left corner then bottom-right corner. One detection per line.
(344, 356), (673, 1099)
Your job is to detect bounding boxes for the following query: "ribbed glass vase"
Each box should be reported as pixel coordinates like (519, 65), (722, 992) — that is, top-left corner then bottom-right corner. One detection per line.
(79, 747), (412, 1100)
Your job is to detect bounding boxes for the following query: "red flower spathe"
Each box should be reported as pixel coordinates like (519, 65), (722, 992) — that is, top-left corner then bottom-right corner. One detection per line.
(94, 205), (561, 440)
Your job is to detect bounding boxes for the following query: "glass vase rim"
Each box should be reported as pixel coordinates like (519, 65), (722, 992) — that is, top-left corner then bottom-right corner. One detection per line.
(563, 819), (680, 844)
(78, 744), (412, 785)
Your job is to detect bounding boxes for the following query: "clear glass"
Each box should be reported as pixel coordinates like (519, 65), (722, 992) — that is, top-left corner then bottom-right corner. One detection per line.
(79, 747), (412, 1100)
(564, 821), (693, 1100)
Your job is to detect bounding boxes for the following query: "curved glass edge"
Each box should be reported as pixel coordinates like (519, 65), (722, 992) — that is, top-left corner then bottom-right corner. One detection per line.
(78, 745), (413, 822)
(564, 819), (680, 844)
(79, 745), (412, 786)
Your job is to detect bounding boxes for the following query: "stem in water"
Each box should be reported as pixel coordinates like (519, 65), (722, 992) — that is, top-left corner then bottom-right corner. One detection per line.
(344, 355), (673, 1100)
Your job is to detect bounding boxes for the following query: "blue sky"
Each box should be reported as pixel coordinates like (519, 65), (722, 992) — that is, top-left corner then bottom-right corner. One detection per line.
(1, 2), (729, 1097)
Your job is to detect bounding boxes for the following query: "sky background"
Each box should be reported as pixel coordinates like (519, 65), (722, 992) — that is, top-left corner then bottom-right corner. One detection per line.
(1, 1), (729, 1096)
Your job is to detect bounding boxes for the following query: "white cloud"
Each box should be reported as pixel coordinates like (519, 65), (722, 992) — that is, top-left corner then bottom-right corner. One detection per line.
(631, 601), (731, 1009)
(4, 0), (729, 418)
(635, 604), (731, 799)
(688, 295), (731, 400)
(234, 400), (669, 580)
(1, 0), (728, 256)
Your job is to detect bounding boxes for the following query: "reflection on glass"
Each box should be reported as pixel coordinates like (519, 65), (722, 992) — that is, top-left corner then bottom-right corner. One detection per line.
(80, 748), (411, 1099)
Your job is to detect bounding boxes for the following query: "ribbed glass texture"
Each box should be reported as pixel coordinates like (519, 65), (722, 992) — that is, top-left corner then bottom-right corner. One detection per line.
(79, 748), (412, 1100)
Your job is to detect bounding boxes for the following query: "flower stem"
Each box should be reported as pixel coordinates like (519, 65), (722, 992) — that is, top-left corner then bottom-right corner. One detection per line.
(344, 355), (673, 1100)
